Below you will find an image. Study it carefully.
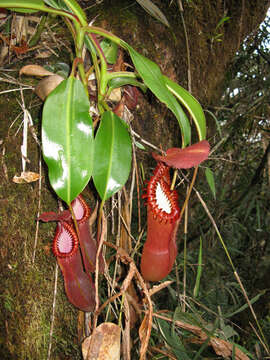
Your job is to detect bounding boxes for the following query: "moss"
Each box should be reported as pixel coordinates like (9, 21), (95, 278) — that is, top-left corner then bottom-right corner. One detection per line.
(0, 58), (82, 360)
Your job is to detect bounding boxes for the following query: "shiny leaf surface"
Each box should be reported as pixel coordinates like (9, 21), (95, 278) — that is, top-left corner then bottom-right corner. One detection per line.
(164, 76), (207, 141)
(42, 77), (93, 204)
(108, 76), (147, 92)
(2, 0), (45, 13)
(124, 43), (191, 146)
(93, 111), (132, 201)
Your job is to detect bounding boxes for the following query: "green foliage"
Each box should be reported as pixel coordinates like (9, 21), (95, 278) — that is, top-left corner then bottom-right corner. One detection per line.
(2, 0), (45, 13)
(100, 39), (118, 64)
(156, 318), (193, 359)
(193, 237), (203, 297)
(208, 15), (230, 45)
(124, 42), (192, 146)
(205, 167), (216, 199)
(135, 0), (170, 28)
(42, 77), (94, 204)
(1, 0), (207, 207)
(43, 0), (69, 10)
(164, 76), (206, 141)
(108, 76), (147, 93)
(93, 111), (132, 201)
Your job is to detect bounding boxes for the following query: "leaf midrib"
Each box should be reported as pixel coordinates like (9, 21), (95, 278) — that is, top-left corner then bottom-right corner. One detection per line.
(65, 77), (74, 204)
(104, 113), (114, 200)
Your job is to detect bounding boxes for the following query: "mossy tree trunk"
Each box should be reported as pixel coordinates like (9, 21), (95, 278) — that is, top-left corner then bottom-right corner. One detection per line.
(0, 1), (269, 359)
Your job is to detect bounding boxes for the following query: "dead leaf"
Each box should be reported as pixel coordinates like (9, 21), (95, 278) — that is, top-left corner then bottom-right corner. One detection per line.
(139, 313), (149, 344)
(153, 313), (250, 360)
(108, 87), (121, 102)
(20, 64), (55, 77)
(82, 322), (121, 360)
(77, 311), (85, 343)
(12, 41), (29, 56)
(35, 74), (64, 101)
(13, 171), (40, 184)
(35, 50), (53, 59)
(210, 337), (249, 360)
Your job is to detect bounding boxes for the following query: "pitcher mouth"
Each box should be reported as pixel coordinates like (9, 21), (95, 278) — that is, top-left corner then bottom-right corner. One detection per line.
(52, 221), (79, 259)
(143, 162), (180, 223)
(71, 194), (90, 224)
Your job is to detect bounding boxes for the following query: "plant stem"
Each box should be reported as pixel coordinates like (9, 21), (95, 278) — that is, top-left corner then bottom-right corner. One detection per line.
(75, 28), (88, 93)
(2, 2), (78, 22)
(106, 71), (138, 80)
(29, 14), (48, 47)
(62, 0), (87, 27)
(84, 26), (122, 47)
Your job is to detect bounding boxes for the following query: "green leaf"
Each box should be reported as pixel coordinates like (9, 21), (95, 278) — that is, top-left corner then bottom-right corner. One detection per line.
(216, 16), (230, 30)
(157, 319), (192, 359)
(100, 39), (118, 64)
(61, 0), (86, 22)
(45, 62), (70, 78)
(220, 325), (239, 340)
(93, 111), (132, 201)
(43, 0), (69, 11)
(193, 236), (203, 297)
(164, 76), (207, 141)
(44, 0), (86, 22)
(123, 43), (191, 146)
(135, 141), (146, 150)
(108, 76), (147, 93)
(42, 77), (94, 204)
(229, 343), (256, 360)
(225, 290), (266, 318)
(205, 167), (216, 199)
(84, 34), (98, 57)
(2, 0), (45, 13)
(135, 0), (170, 28)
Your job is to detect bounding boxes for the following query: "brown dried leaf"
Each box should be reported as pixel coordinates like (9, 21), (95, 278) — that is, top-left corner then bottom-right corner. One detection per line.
(160, 314), (249, 360)
(20, 64), (55, 77)
(108, 88), (121, 102)
(139, 313), (149, 344)
(122, 297), (131, 360)
(35, 50), (53, 59)
(82, 322), (121, 360)
(13, 171), (40, 184)
(210, 337), (249, 360)
(35, 74), (64, 101)
(77, 311), (85, 343)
